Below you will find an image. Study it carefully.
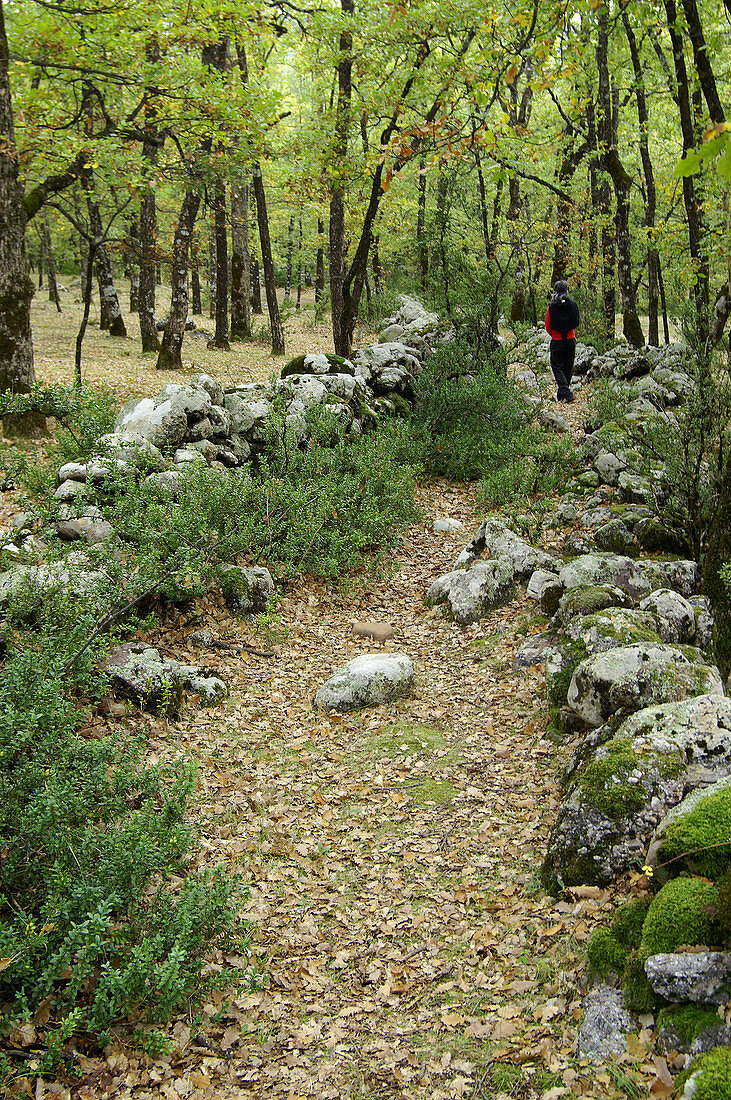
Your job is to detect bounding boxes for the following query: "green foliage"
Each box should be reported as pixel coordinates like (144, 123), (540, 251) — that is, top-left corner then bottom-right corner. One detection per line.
(0, 382), (118, 463)
(0, 615), (245, 1064)
(658, 788), (731, 880)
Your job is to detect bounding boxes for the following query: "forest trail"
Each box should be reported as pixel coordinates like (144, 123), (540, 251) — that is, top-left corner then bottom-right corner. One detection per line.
(112, 479), (635, 1100)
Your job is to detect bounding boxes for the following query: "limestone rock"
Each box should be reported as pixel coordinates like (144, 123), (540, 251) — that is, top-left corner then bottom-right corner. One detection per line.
(577, 986), (635, 1061)
(314, 653), (415, 712)
(217, 565), (273, 615)
(559, 553), (651, 601)
(567, 643), (722, 727)
(645, 953), (731, 1005)
(455, 517), (558, 578)
(432, 517), (465, 534)
(426, 561), (513, 626)
(640, 589), (697, 644)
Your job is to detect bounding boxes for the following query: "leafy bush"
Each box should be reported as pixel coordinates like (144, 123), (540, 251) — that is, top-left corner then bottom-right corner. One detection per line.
(0, 607), (245, 1069)
(0, 382), (118, 463)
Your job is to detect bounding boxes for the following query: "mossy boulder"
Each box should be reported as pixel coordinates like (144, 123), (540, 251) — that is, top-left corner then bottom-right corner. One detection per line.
(559, 552), (652, 601)
(640, 878), (719, 960)
(543, 695), (731, 888)
(656, 1004), (723, 1054)
(647, 779), (731, 882)
(565, 607), (662, 655)
(680, 1046), (731, 1100)
(567, 643), (723, 728)
(553, 583), (633, 627)
(281, 352), (355, 378)
(217, 565), (273, 615)
(587, 897), (650, 981)
(593, 518), (639, 557)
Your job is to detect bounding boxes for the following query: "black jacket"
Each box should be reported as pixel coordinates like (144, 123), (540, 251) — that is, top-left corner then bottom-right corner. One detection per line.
(547, 296), (580, 338)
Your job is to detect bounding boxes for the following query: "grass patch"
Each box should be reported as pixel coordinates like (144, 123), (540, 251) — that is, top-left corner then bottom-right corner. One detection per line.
(413, 779), (458, 804)
(365, 722), (447, 757)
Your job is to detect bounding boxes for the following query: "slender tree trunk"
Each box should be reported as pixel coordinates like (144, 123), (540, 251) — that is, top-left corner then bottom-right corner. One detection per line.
(190, 234), (202, 314)
(315, 218), (325, 302)
(436, 171), (451, 316)
(665, 0), (709, 341)
(417, 157), (429, 290)
(230, 181), (251, 339)
(251, 255), (262, 313)
(138, 169), (159, 350)
(211, 180), (229, 348)
(329, 0), (354, 354)
(37, 232), (43, 288)
(284, 212), (295, 301)
(42, 219), (61, 312)
(157, 189), (200, 370)
(81, 160), (126, 337)
(296, 216), (302, 309)
(372, 234), (382, 294)
(128, 218), (139, 313)
(208, 221), (216, 319)
(0, 0), (36, 404)
(475, 149), (491, 270)
(252, 163), (284, 354)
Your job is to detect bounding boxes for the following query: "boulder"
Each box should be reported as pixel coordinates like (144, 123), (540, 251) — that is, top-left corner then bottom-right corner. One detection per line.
(565, 608), (662, 656)
(559, 553), (651, 601)
(553, 583), (632, 627)
(314, 653), (415, 712)
(217, 565), (273, 615)
(425, 561), (513, 626)
(640, 589), (697, 644)
(567, 643), (722, 727)
(638, 559), (698, 598)
(594, 451), (627, 486)
(432, 517), (466, 534)
(577, 986), (636, 1061)
(544, 695), (731, 887)
(104, 644), (227, 715)
(593, 518), (639, 557)
(645, 953), (731, 1005)
(455, 517), (558, 578)
(646, 776), (731, 881)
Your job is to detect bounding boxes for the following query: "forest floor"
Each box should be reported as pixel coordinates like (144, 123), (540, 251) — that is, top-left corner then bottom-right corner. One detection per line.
(4, 292), (667, 1100)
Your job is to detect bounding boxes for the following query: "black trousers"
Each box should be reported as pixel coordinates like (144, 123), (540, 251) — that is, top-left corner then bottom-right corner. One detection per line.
(550, 338), (576, 398)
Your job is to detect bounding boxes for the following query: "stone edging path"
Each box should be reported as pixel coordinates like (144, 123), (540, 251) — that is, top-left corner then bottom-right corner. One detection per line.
(102, 479), (641, 1100)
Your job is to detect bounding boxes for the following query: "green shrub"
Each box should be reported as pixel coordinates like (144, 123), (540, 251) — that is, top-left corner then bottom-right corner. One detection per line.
(0, 382), (118, 463)
(0, 621), (245, 1066)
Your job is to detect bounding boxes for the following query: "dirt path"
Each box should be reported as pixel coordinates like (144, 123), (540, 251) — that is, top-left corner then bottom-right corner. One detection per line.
(88, 480), (643, 1100)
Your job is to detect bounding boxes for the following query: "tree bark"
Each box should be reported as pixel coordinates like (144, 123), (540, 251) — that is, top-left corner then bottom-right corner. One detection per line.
(138, 44), (160, 351)
(0, 0), (35, 404)
(42, 218), (61, 312)
(128, 218), (139, 313)
(665, 0), (709, 341)
(230, 181), (251, 339)
(417, 158), (428, 290)
(315, 218), (325, 303)
(251, 255), (262, 313)
(329, 0), (354, 354)
(252, 163), (284, 354)
(284, 212), (295, 301)
(157, 189), (201, 370)
(210, 179), (229, 349)
(208, 222), (216, 319)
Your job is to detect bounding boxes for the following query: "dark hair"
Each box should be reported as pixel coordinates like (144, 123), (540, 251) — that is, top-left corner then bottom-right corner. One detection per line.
(553, 279), (569, 299)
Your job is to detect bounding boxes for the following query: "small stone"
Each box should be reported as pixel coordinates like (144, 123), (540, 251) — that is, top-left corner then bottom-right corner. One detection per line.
(432, 517), (465, 533)
(314, 653), (415, 712)
(577, 986), (635, 1061)
(645, 953), (731, 1004)
(352, 621), (395, 642)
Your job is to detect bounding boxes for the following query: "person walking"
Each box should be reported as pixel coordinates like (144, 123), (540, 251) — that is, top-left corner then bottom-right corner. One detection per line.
(545, 280), (580, 402)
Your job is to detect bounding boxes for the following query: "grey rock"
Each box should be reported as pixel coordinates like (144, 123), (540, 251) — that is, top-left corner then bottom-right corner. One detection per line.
(455, 517), (558, 578)
(618, 471), (653, 505)
(640, 589), (697, 644)
(95, 433), (165, 472)
(545, 695), (731, 886)
(639, 559), (699, 598)
(577, 986), (635, 1061)
(553, 583), (633, 627)
(567, 643), (723, 727)
(513, 631), (563, 671)
(54, 479), (87, 502)
(57, 461), (88, 483)
(190, 372), (224, 407)
(594, 518), (639, 557)
(594, 451), (627, 486)
(217, 565), (273, 615)
(432, 517), (466, 534)
(539, 407), (570, 433)
(689, 1024), (731, 1056)
(559, 553), (651, 601)
(645, 953), (731, 1005)
(426, 560), (514, 626)
(581, 507), (613, 529)
(314, 653), (415, 712)
(56, 513), (114, 544)
(526, 569), (561, 600)
(689, 597), (715, 654)
(104, 643), (227, 714)
(565, 608), (661, 656)
(143, 470), (188, 496)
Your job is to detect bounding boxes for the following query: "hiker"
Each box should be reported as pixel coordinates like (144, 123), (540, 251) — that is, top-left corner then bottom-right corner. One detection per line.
(545, 280), (580, 403)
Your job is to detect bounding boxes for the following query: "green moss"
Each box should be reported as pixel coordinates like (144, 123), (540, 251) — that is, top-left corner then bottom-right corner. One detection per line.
(546, 640), (587, 707)
(366, 722), (446, 757)
(659, 788), (731, 880)
(639, 877), (719, 960)
(623, 948), (661, 1012)
(414, 779), (457, 804)
(577, 738), (648, 818)
(587, 928), (628, 979)
(678, 1047), (731, 1100)
(555, 584), (629, 624)
(656, 1004), (721, 1047)
(612, 897), (651, 947)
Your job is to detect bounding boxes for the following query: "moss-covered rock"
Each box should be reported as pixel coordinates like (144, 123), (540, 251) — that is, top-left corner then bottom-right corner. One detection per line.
(217, 564), (274, 615)
(587, 898), (650, 981)
(678, 1043), (731, 1099)
(281, 352), (355, 378)
(640, 877), (719, 960)
(565, 607), (662, 655)
(553, 583), (633, 627)
(657, 1004), (722, 1052)
(649, 780), (731, 882)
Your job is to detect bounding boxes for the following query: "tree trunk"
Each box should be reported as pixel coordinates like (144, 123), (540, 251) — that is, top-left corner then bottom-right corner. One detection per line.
(128, 218), (139, 313)
(315, 218), (325, 303)
(0, 0), (36, 405)
(37, 231), (43, 288)
(42, 218), (61, 312)
(208, 221), (216, 319)
(211, 179), (229, 349)
(436, 171), (451, 316)
(372, 233), (382, 295)
(296, 216), (302, 309)
(138, 173), (159, 350)
(284, 212), (295, 301)
(665, 0), (709, 342)
(230, 181), (251, 339)
(252, 163), (284, 354)
(329, 0), (354, 355)
(157, 189), (200, 370)
(251, 255), (262, 313)
(417, 157), (428, 290)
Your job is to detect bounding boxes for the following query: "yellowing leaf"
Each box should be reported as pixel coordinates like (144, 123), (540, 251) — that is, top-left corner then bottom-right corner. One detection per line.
(504, 64), (518, 85)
